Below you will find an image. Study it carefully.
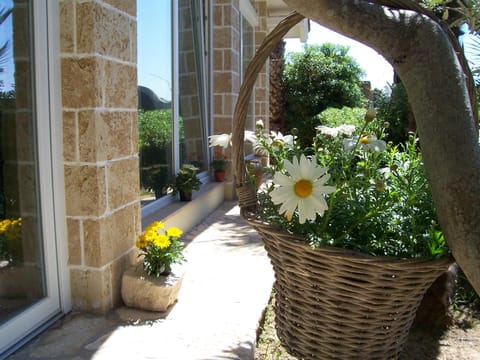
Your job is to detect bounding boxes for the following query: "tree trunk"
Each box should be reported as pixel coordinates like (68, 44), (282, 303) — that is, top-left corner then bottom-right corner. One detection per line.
(269, 40), (286, 132)
(284, 0), (480, 295)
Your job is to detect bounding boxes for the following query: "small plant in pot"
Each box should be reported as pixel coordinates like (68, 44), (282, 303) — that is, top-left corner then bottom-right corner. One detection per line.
(173, 164), (202, 201)
(211, 148), (228, 182)
(121, 221), (186, 312)
(136, 221), (185, 277)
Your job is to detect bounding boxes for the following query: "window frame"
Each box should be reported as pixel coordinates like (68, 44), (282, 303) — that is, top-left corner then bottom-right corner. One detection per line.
(140, 0), (210, 217)
(0, 0), (70, 355)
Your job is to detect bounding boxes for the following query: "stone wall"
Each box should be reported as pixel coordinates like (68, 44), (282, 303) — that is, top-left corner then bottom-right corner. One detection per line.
(59, 0), (140, 313)
(55, 0), (269, 313)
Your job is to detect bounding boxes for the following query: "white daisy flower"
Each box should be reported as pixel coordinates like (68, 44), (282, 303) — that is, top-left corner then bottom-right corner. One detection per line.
(316, 125), (338, 137)
(209, 132), (258, 148)
(337, 124), (356, 136)
(270, 154), (335, 224)
(316, 124), (356, 137)
(209, 133), (231, 148)
(270, 131), (294, 148)
(343, 135), (387, 152)
(244, 130), (257, 144)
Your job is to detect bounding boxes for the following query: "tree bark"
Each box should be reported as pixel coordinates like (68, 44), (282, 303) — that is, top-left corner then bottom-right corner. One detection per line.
(269, 40), (286, 132)
(284, 0), (480, 295)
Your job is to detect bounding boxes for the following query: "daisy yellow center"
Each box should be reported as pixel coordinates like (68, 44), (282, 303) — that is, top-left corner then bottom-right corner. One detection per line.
(294, 179), (313, 198)
(359, 136), (370, 144)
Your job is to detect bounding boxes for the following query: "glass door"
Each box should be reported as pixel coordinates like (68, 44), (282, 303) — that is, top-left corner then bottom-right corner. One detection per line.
(0, 1), (67, 356)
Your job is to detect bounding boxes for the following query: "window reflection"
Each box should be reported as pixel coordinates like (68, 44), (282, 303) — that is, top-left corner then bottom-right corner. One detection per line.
(178, 0), (207, 170)
(137, 1), (173, 201)
(0, 0), (45, 324)
(137, 0), (207, 204)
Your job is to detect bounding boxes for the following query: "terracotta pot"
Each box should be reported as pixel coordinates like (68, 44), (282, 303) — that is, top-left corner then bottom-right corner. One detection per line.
(121, 265), (184, 312)
(214, 170), (225, 182)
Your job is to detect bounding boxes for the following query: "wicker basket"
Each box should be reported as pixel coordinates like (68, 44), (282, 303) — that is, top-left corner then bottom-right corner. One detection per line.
(231, 8), (461, 360)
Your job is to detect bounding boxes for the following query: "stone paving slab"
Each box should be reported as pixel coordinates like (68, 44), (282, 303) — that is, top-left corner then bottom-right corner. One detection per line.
(10, 201), (274, 360)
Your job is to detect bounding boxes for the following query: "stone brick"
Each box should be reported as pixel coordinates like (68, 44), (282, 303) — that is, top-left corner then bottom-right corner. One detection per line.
(14, 60), (33, 110)
(213, 117), (234, 134)
(64, 165), (107, 217)
(213, 94), (223, 115)
(103, 61), (137, 109)
(104, 0), (137, 16)
(11, 5), (29, 58)
(61, 57), (102, 108)
(59, 1), (75, 53)
(70, 268), (112, 313)
(223, 93), (238, 115)
(213, 27), (233, 49)
(83, 219), (105, 268)
(67, 218), (82, 266)
(63, 111), (77, 162)
(107, 157), (140, 210)
(78, 110), (136, 162)
(77, 2), (133, 62)
(213, 72), (233, 93)
(212, 5), (223, 26)
(11, 112), (34, 162)
(17, 163), (36, 214)
(110, 250), (138, 308)
(83, 203), (140, 267)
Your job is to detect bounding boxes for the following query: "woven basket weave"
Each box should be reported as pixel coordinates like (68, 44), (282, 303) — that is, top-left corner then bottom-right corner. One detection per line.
(231, 5), (463, 359)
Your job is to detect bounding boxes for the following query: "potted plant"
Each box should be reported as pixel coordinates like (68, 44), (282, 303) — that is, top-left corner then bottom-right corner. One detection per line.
(173, 164), (202, 201)
(211, 148), (228, 182)
(233, 108), (453, 358)
(0, 217), (22, 268)
(121, 221), (186, 312)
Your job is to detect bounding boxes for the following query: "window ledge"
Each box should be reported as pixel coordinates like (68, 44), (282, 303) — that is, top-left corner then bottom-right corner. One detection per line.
(141, 181), (226, 233)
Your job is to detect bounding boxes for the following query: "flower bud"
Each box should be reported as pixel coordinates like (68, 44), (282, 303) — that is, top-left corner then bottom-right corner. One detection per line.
(291, 128), (299, 136)
(383, 121), (390, 129)
(364, 107), (377, 122)
(256, 119), (264, 130)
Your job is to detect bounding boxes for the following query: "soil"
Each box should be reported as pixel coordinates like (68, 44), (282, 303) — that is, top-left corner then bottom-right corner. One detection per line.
(254, 297), (480, 360)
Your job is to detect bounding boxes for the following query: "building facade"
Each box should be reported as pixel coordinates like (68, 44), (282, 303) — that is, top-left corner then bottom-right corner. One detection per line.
(0, 0), (307, 356)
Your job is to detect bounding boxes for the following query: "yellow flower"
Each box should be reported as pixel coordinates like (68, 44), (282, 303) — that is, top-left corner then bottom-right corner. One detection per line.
(0, 219), (11, 234)
(143, 228), (159, 243)
(147, 221), (164, 232)
(166, 227), (183, 238)
(154, 234), (171, 249)
(0, 218), (21, 240)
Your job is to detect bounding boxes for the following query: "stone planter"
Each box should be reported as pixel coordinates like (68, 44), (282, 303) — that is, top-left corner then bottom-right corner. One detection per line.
(121, 264), (184, 312)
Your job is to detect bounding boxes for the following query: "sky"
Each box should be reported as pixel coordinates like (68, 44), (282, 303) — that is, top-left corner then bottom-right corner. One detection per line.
(285, 21), (394, 91)
(0, 0), (14, 92)
(137, 0), (172, 101)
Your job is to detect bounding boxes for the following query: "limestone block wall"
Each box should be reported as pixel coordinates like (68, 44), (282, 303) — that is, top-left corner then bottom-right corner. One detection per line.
(59, 0), (140, 313)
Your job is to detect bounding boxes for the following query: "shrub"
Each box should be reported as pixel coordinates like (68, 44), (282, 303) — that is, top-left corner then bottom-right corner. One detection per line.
(282, 43), (366, 146)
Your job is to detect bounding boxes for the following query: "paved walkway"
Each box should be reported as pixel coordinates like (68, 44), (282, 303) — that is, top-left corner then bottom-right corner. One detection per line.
(10, 201), (274, 360)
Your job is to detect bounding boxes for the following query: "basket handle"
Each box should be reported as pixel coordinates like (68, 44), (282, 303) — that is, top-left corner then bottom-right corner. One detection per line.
(232, 11), (305, 213)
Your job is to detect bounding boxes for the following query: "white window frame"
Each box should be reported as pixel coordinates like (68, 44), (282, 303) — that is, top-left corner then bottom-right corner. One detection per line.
(0, 1), (70, 356)
(141, 0), (210, 219)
